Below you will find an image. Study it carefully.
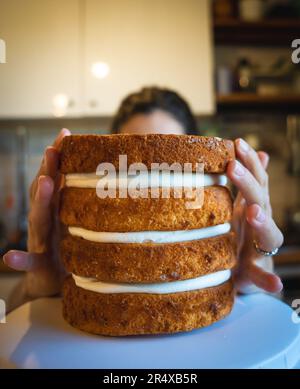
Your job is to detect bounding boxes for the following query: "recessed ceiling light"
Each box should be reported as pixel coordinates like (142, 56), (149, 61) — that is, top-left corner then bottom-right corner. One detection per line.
(91, 62), (110, 79)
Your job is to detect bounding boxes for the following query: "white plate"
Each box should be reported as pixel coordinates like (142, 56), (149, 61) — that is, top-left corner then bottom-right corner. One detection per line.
(0, 294), (299, 368)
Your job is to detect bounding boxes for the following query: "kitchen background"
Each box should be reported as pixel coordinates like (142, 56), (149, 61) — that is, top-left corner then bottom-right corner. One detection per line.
(0, 0), (300, 306)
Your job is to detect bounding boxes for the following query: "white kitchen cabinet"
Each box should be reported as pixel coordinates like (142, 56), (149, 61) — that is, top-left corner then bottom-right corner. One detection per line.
(0, 0), (82, 118)
(0, 0), (214, 118)
(84, 0), (214, 116)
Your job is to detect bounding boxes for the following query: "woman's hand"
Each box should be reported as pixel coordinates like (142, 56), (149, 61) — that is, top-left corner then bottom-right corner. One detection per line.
(227, 138), (284, 294)
(3, 128), (71, 301)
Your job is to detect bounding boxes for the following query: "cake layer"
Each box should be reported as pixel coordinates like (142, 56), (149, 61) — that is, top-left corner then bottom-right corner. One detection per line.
(61, 232), (236, 282)
(62, 276), (234, 336)
(60, 134), (235, 174)
(60, 186), (233, 232)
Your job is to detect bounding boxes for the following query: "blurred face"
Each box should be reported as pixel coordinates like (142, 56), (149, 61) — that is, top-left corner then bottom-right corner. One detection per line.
(119, 109), (185, 135)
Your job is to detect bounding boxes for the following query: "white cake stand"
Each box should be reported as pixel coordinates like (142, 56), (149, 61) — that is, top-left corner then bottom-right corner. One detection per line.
(0, 294), (299, 368)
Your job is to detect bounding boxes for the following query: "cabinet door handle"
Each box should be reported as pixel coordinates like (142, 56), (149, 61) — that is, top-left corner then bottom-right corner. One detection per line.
(68, 99), (75, 108)
(89, 99), (98, 108)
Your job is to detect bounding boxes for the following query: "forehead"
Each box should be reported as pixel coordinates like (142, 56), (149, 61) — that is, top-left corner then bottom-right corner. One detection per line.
(119, 110), (185, 135)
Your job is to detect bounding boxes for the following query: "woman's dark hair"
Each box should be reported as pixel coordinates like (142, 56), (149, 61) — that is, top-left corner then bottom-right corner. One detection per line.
(111, 86), (198, 135)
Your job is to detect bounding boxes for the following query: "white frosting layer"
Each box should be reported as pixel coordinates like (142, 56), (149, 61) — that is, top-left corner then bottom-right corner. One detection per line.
(65, 172), (227, 188)
(68, 223), (231, 244)
(72, 269), (231, 294)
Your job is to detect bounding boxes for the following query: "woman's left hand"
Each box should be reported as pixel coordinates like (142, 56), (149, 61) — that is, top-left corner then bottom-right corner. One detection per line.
(227, 138), (284, 294)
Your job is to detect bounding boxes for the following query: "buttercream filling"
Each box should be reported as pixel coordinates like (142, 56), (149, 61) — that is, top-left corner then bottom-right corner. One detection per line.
(68, 222), (231, 244)
(65, 172), (227, 188)
(72, 269), (231, 294)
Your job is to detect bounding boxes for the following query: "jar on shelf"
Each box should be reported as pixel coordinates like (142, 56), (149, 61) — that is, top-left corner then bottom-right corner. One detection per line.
(239, 0), (265, 22)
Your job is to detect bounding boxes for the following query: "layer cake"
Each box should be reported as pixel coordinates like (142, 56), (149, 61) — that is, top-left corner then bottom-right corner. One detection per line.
(60, 134), (236, 336)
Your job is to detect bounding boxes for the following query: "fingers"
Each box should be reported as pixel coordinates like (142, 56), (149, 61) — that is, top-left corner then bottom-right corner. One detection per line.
(30, 129), (70, 200)
(257, 151), (269, 170)
(246, 204), (284, 252)
(52, 128), (71, 149)
(228, 140), (271, 208)
(234, 260), (283, 294)
(227, 160), (265, 207)
(39, 128), (70, 179)
(30, 147), (57, 199)
(35, 175), (54, 208)
(248, 263), (283, 293)
(38, 128), (70, 177)
(232, 151), (268, 209)
(5, 129), (71, 283)
(37, 147), (59, 179)
(235, 139), (268, 186)
(230, 141), (283, 295)
(3, 250), (46, 272)
(28, 176), (54, 252)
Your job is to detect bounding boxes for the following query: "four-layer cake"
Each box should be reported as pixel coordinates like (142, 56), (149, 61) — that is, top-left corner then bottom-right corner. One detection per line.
(60, 134), (236, 336)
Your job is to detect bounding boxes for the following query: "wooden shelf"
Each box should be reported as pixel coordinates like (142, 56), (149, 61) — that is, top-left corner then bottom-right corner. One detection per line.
(216, 93), (300, 111)
(214, 18), (300, 45)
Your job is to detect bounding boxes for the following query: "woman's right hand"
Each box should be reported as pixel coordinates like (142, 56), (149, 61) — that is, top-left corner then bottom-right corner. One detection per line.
(3, 128), (71, 302)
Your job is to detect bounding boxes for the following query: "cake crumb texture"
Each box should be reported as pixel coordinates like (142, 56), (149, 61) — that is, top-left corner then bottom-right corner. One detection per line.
(60, 186), (233, 232)
(61, 232), (236, 282)
(60, 134), (235, 174)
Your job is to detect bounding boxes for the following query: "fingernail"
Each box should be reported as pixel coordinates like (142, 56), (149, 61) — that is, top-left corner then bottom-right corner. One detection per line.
(45, 146), (53, 154)
(36, 176), (49, 200)
(263, 152), (269, 165)
(61, 128), (71, 137)
(254, 206), (266, 223)
(277, 278), (283, 292)
(238, 139), (249, 154)
(3, 251), (29, 270)
(234, 161), (245, 176)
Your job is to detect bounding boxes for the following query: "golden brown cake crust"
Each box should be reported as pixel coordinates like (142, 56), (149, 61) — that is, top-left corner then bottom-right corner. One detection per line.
(61, 233), (236, 282)
(60, 186), (233, 232)
(62, 276), (235, 336)
(60, 134), (235, 174)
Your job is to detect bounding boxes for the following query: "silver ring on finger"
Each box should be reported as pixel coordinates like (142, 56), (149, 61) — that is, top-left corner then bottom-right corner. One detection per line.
(253, 240), (279, 256)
